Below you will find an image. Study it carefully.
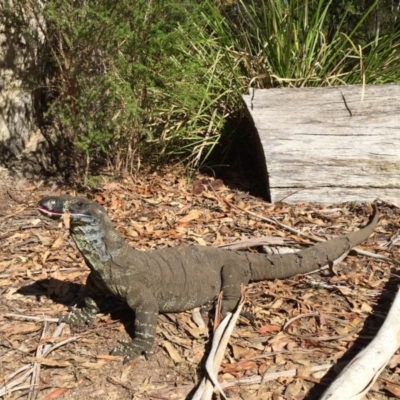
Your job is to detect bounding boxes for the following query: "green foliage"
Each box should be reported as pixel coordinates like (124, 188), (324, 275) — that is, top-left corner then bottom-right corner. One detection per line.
(84, 175), (102, 189)
(19, 0), (400, 177)
(208, 0), (400, 88)
(31, 0), (239, 175)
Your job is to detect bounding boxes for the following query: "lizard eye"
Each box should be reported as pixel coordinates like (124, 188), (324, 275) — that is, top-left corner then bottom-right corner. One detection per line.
(76, 201), (83, 207)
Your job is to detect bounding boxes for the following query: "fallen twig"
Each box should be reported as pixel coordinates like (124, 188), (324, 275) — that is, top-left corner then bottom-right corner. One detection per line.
(192, 288), (245, 400)
(0, 267), (88, 279)
(217, 236), (285, 250)
(320, 285), (400, 400)
(28, 320), (50, 400)
(0, 317), (75, 398)
(4, 313), (59, 323)
(217, 363), (334, 388)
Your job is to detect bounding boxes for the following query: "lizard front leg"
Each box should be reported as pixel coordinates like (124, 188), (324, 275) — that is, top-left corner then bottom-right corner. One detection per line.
(59, 273), (101, 326)
(110, 283), (159, 362)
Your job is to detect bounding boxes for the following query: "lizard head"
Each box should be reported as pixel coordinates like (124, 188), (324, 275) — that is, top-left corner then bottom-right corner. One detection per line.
(38, 195), (105, 226)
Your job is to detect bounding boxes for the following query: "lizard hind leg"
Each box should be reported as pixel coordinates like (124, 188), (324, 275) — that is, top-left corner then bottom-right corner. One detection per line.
(220, 264), (250, 316)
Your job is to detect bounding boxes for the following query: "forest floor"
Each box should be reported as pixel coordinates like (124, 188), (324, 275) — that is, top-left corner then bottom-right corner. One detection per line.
(1, 167), (400, 400)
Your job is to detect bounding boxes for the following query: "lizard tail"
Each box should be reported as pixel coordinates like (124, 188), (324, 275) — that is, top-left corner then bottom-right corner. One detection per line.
(248, 204), (379, 281)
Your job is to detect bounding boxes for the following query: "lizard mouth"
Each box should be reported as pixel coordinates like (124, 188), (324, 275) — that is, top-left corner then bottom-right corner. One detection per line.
(38, 207), (63, 218)
(38, 207), (91, 220)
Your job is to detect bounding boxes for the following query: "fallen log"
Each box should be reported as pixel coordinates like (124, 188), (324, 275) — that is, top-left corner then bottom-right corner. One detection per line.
(242, 84), (400, 204)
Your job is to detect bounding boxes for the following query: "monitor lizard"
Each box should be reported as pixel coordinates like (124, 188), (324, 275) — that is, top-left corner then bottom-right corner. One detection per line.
(38, 195), (378, 362)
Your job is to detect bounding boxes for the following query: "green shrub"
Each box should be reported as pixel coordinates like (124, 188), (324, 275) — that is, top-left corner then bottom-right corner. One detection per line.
(10, 0), (400, 178)
(206, 0), (400, 88)
(27, 0), (239, 176)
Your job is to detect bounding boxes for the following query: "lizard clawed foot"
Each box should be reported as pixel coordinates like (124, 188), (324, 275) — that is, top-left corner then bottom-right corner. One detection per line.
(110, 339), (152, 363)
(57, 307), (96, 327)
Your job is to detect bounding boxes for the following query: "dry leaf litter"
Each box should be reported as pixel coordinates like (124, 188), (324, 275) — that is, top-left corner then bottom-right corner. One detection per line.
(0, 168), (399, 400)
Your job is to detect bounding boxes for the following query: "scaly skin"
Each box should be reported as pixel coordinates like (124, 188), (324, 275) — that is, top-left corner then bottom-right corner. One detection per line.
(38, 195), (378, 362)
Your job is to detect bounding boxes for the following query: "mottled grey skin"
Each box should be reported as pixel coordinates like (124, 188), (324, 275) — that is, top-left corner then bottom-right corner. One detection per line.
(38, 195), (378, 362)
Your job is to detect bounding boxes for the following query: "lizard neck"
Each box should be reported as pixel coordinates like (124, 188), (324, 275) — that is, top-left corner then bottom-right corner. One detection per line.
(70, 213), (127, 271)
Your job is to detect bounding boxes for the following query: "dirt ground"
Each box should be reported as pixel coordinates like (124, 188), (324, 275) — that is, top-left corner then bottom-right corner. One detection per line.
(1, 168), (400, 400)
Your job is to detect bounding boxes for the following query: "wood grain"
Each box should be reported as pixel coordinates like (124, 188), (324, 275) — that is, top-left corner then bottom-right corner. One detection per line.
(242, 84), (400, 204)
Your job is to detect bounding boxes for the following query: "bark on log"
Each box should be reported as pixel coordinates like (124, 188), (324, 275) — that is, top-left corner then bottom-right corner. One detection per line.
(242, 84), (400, 204)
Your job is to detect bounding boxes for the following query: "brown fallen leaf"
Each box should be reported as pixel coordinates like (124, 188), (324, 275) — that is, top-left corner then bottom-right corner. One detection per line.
(80, 360), (109, 368)
(269, 334), (292, 352)
(177, 210), (202, 224)
(42, 250), (50, 264)
(221, 360), (257, 373)
(284, 378), (303, 398)
(192, 181), (204, 195)
(1, 322), (41, 336)
(27, 357), (71, 367)
(231, 344), (251, 359)
(192, 236), (207, 246)
(96, 354), (125, 362)
(162, 341), (183, 363)
(383, 381), (400, 397)
(258, 324), (281, 334)
(51, 234), (65, 250)
(43, 387), (69, 400)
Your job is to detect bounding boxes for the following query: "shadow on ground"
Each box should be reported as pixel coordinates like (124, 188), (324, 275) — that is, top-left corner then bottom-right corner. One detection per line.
(304, 272), (400, 399)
